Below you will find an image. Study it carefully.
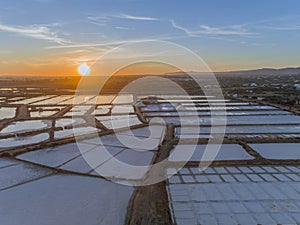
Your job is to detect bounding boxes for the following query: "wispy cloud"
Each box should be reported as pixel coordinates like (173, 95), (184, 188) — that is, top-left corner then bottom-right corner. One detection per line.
(170, 20), (195, 36)
(240, 15), (300, 32)
(115, 14), (159, 21)
(170, 20), (257, 37)
(45, 33), (182, 49)
(46, 40), (134, 49)
(257, 24), (300, 31)
(86, 13), (159, 27)
(87, 16), (109, 26)
(199, 25), (255, 36)
(115, 26), (134, 30)
(0, 22), (70, 44)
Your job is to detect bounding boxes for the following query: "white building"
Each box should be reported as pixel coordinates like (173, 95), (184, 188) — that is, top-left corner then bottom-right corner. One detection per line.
(294, 84), (300, 90)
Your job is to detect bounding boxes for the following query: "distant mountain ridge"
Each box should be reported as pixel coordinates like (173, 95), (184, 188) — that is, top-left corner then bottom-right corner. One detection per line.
(2, 66), (300, 78)
(216, 67), (300, 76)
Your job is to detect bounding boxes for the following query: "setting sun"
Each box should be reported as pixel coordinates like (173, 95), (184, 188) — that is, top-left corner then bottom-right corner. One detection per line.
(78, 63), (91, 76)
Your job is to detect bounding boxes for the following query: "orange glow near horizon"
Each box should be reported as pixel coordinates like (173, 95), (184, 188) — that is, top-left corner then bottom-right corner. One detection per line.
(0, 60), (182, 76)
(112, 61), (181, 76)
(0, 50), (238, 76)
(1, 55), (297, 76)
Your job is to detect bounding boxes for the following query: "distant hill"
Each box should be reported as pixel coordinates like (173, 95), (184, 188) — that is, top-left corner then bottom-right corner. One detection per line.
(216, 67), (300, 76)
(2, 66), (300, 79)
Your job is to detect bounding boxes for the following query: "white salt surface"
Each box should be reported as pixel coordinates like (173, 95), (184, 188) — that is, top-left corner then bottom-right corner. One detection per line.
(8, 97), (24, 102)
(168, 180), (300, 225)
(139, 95), (214, 99)
(12, 95), (55, 105)
(55, 118), (86, 128)
(97, 115), (142, 129)
(0, 158), (18, 168)
(17, 142), (96, 167)
(30, 111), (58, 117)
(0, 159), (52, 190)
(0, 174), (134, 225)
(0, 133), (49, 148)
(156, 115), (300, 126)
(183, 105), (276, 111)
(144, 110), (291, 117)
(169, 144), (254, 162)
(54, 126), (99, 139)
(176, 125), (300, 136)
(86, 95), (116, 104)
(64, 106), (92, 116)
(0, 120), (50, 134)
(181, 102), (254, 106)
(249, 143), (300, 160)
(157, 99), (230, 103)
(60, 145), (155, 178)
(72, 105), (92, 111)
(59, 145), (125, 173)
(117, 126), (166, 139)
(112, 105), (134, 114)
(92, 106), (110, 115)
(60, 95), (95, 105)
(113, 94), (133, 104)
(0, 107), (16, 120)
(32, 95), (72, 105)
(114, 149), (155, 166)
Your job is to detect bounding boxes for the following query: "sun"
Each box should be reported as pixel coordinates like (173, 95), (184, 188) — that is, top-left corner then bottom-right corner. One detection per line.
(77, 63), (91, 76)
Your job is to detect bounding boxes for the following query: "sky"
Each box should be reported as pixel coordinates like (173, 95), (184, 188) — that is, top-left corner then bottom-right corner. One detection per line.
(1, 0), (300, 76)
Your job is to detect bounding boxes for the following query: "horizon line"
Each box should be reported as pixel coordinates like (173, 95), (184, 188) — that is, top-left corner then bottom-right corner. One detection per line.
(1, 65), (300, 77)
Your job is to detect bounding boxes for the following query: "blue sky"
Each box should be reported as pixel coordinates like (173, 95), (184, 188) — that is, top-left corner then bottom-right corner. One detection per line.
(1, 0), (300, 75)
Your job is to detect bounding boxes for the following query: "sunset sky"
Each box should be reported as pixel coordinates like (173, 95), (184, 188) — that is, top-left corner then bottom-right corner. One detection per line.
(1, 0), (300, 76)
